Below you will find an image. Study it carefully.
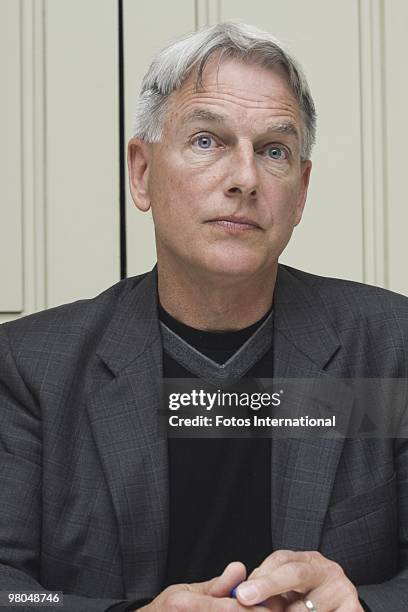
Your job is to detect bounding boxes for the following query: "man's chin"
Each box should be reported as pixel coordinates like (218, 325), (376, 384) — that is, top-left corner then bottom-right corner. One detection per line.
(193, 256), (272, 281)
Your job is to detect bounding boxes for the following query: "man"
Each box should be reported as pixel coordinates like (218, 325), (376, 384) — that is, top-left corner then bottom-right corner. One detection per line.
(0, 21), (407, 612)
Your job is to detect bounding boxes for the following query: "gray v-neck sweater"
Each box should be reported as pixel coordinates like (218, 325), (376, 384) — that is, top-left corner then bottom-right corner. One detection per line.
(160, 304), (274, 587)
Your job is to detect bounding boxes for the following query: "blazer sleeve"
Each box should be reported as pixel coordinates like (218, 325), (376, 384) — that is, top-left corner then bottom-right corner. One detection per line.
(356, 437), (408, 611)
(0, 326), (137, 612)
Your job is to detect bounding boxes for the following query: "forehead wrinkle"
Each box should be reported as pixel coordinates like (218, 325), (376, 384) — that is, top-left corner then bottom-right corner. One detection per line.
(170, 57), (303, 132)
(178, 102), (300, 142)
(170, 96), (301, 138)
(183, 108), (299, 140)
(176, 85), (298, 110)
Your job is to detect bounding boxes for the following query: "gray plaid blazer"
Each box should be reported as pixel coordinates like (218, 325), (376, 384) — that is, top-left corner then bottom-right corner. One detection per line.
(1, 264), (408, 611)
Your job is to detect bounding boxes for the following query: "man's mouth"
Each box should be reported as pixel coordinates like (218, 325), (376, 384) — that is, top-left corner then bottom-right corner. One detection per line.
(206, 215), (262, 231)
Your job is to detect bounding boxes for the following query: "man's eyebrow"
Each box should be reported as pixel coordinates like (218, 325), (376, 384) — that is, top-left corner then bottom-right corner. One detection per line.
(183, 110), (300, 140)
(263, 122), (300, 141)
(183, 109), (226, 124)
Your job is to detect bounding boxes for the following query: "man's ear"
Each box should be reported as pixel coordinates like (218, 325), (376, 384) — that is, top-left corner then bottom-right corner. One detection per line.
(294, 160), (312, 226)
(127, 137), (152, 212)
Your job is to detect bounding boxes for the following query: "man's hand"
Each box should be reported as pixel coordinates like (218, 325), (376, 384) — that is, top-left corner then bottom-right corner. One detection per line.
(136, 561), (268, 611)
(234, 550), (364, 611)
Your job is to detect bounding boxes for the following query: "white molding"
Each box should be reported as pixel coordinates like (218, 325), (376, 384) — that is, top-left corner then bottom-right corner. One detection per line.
(1, 0), (47, 324)
(359, 0), (388, 287)
(0, 0), (24, 315)
(195, 0), (220, 28)
(21, 0), (46, 315)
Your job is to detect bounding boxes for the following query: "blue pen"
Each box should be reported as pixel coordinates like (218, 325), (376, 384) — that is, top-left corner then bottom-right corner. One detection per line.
(231, 584), (268, 607)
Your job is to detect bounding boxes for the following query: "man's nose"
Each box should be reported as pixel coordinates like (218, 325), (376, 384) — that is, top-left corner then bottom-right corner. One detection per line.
(225, 144), (258, 198)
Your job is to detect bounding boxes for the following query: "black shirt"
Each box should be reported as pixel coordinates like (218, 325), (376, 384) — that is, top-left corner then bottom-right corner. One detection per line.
(160, 304), (273, 586)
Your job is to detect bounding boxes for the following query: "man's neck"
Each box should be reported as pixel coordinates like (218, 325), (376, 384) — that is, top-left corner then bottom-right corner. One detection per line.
(157, 261), (277, 332)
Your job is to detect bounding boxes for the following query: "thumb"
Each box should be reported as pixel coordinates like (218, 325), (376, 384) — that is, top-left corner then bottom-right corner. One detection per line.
(208, 561), (247, 597)
(180, 561), (247, 598)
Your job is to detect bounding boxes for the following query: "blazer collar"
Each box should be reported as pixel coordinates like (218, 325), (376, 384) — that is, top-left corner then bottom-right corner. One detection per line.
(273, 265), (341, 370)
(96, 265), (161, 376)
(96, 263), (341, 376)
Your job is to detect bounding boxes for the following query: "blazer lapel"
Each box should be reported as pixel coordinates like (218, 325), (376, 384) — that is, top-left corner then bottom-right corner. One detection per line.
(86, 266), (168, 600)
(271, 266), (353, 551)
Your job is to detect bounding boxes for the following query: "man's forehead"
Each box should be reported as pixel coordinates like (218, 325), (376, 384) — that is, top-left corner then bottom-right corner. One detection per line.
(166, 59), (302, 132)
(182, 106), (299, 138)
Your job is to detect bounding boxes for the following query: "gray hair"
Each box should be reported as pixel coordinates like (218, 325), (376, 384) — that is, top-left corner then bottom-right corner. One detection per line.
(132, 21), (316, 159)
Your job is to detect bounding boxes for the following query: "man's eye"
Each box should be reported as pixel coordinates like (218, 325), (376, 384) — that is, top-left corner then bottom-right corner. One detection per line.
(265, 146), (288, 160)
(192, 135), (216, 149)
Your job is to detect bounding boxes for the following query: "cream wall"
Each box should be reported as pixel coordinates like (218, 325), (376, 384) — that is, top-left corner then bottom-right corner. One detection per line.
(1, 0), (407, 323)
(0, 0), (120, 323)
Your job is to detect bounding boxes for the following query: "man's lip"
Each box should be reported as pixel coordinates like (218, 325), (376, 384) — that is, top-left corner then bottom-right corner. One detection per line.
(207, 216), (261, 228)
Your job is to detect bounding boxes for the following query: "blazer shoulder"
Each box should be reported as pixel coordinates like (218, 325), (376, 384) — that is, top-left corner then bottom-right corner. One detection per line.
(0, 272), (149, 351)
(281, 265), (408, 355)
(283, 264), (408, 311)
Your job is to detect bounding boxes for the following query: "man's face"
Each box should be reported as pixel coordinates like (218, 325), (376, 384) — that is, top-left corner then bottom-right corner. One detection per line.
(128, 56), (312, 281)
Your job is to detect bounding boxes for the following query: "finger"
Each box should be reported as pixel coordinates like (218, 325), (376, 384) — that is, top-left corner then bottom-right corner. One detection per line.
(209, 561), (248, 597)
(165, 589), (279, 611)
(236, 562), (323, 605)
(184, 561), (247, 598)
(287, 566), (360, 611)
(287, 579), (361, 612)
(248, 551), (321, 581)
(233, 589), (288, 611)
(285, 583), (354, 612)
(258, 594), (289, 611)
(285, 595), (323, 612)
